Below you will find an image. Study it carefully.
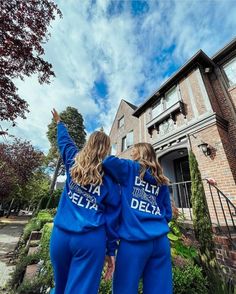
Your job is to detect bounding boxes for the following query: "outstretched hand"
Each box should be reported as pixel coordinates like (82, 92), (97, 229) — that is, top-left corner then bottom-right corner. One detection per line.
(104, 256), (115, 281)
(51, 108), (61, 124)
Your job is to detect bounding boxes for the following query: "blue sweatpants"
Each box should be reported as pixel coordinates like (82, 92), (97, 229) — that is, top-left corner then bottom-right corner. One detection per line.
(50, 225), (106, 294)
(113, 234), (172, 294)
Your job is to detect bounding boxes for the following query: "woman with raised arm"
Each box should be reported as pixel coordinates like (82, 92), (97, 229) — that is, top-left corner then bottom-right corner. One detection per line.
(103, 143), (172, 294)
(49, 109), (120, 294)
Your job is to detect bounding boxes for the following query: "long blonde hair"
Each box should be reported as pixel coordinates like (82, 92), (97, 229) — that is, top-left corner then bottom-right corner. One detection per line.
(70, 131), (111, 186)
(133, 143), (169, 185)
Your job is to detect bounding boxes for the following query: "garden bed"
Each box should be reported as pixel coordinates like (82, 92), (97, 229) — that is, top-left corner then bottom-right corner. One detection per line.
(7, 209), (211, 294)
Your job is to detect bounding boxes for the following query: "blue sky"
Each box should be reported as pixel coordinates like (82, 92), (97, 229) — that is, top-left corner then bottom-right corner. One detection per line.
(2, 0), (236, 153)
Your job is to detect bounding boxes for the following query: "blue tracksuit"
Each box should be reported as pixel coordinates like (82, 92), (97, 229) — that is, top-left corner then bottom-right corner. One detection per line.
(50, 123), (120, 294)
(103, 156), (172, 294)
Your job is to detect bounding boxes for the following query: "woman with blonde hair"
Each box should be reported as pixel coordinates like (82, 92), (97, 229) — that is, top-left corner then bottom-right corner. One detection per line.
(103, 143), (172, 294)
(50, 109), (120, 294)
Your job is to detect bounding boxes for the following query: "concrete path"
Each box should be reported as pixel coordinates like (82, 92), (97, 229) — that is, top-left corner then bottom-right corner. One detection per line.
(0, 216), (29, 290)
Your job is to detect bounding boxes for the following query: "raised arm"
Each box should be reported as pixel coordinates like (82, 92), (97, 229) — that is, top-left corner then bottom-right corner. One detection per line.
(103, 155), (132, 186)
(52, 109), (78, 171)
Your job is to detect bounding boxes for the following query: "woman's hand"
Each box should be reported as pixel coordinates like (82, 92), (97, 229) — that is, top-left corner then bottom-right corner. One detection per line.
(206, 178), (217, 186)
(104, 256), (115, 281)
(51, 108), (61, 124)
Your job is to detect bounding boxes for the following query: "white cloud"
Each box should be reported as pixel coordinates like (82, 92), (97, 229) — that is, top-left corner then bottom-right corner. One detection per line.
(2, 0), (236, 152)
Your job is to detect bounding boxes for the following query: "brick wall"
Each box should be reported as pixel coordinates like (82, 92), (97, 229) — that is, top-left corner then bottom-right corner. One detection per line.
(208, 70), (236, 155)
(214, 235), (236, 280)
(189, 124), (236, 225)
(109, 100), (139, 158)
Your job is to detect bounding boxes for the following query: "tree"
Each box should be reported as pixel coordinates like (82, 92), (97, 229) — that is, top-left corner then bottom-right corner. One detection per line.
(0, 139), (44, 204)
(0, 0), (62, 123)
(46, 107), (86, 205)
(189, 150), (214, 255)
(189, 150), (224, 294)
(22, 170), (50, 209)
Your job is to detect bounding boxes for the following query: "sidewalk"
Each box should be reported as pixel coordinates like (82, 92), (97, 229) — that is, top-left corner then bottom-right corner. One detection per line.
(0, 216), (29, 290)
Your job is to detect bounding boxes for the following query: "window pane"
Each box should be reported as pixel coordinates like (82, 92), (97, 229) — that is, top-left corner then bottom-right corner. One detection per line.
(165, 87), (179, 109)
(118, 116), (124, 128)
(223, 58), (236, 86)
(111, 144), (117, 155)
(127, 130), (133, 148)
(152, 100), (162, 118)
(121, 136), (127, 151)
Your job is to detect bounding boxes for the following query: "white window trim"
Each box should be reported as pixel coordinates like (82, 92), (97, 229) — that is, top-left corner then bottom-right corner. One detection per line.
(127, 130), (134, 148)
(164, 86), (179, 110)
(121, 136), (127, 152)
(118, 116), (124, 128)
(151, 98), (163, 120)
(223, 56), (236, 88)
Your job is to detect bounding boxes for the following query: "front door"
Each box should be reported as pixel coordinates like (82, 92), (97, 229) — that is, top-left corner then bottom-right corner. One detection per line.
(173, 156), (191, 208)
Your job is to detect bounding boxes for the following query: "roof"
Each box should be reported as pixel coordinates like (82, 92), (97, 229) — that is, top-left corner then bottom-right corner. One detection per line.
(123, 99), (137, 110)
(212, 37), (236, 63)
(133, 50), (214, 117)
(108, 99), (137, 136)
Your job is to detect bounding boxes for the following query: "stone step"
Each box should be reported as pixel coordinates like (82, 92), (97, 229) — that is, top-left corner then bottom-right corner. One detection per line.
(29, 231), (42, 241)
(27, 246), (39, 256)
(23, 264), (38, 282)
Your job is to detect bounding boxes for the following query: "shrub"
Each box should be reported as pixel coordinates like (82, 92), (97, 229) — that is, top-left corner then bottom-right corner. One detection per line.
(9, 253), (41, 289)
(38, 223), (54, 288)
(168, 218), (198, 262)
(21, 218), (42, 244)
(16, 278), (43, 294)
(173, 263), (208, 294)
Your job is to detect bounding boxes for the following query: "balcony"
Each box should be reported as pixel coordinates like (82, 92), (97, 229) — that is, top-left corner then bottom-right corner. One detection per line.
(147, 100), (185, 135)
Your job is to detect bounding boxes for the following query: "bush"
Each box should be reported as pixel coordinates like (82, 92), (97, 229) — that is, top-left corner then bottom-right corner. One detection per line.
(16, 278), (43, 294)
(21, 219), (42, 244)
(168, 218), (198, 262)
(9, 253), (41, 289)
(20, 211), (53, 245)
(38, 223), (54, 288)
(173, 264), (208, 294)
(99, 280), (112, 294)
(98, 264), (208, 294)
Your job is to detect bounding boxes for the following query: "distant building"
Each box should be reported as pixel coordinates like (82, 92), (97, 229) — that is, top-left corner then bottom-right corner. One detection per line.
(55, 181), (65, 190)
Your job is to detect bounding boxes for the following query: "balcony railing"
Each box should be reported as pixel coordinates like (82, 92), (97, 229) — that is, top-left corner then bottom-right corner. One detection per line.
(147, 100), (185, 135)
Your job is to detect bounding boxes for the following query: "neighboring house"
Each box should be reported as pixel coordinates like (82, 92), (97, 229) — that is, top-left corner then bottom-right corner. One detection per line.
(109, 99), (139, 158)
(55, 181), (65, 190)
(109, 38), (236, 274)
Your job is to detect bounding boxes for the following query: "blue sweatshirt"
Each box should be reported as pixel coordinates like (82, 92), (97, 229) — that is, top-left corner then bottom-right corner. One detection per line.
(103, 156), (172, 241)
(53, 122), (120, 256)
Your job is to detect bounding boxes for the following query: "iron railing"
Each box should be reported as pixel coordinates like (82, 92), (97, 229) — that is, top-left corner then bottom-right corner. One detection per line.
(206, 180), (236, 246)
(169, 179), (236, 245)
(169, 180), (193, 220)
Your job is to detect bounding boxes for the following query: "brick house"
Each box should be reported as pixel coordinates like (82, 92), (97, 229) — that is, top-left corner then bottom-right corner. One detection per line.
(110, 38), (236, 275)
(109, 99), (139, 158)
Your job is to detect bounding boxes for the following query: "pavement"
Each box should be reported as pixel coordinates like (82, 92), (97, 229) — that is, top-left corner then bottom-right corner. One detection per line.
(0, 216), (29, 291)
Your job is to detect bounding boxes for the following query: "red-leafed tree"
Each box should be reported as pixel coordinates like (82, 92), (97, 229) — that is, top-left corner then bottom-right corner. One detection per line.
(0, 0), (62, 123)
(0, 139), (44, 202)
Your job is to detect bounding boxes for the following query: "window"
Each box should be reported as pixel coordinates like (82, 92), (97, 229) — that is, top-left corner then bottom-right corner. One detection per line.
(118, 116), (124, 128)
(150, 87), (179, 120)
(127, 130), (133, 148)
(152, 99), (162, 119)
(111, 143), (117, 155)
(121, 136), (127, 152)
(165, 87), (179, 109)
(223, 57), (236, 87)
